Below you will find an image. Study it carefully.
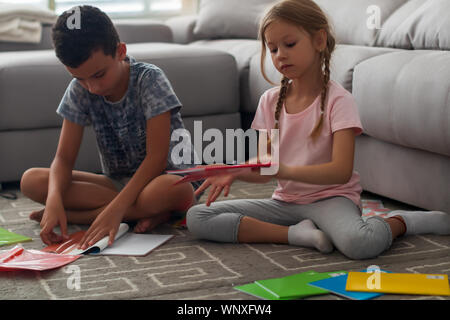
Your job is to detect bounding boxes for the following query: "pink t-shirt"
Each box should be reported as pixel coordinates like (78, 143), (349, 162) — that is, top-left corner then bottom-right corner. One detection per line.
(251, 80), (363, 207)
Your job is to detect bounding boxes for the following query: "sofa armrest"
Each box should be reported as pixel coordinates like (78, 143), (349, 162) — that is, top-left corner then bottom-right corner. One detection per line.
(165, 15), (197, 44)
(113, 19), (173, 44)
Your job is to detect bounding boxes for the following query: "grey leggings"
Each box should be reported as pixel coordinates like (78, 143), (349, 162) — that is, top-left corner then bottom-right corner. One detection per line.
(186, 196), (393, 260)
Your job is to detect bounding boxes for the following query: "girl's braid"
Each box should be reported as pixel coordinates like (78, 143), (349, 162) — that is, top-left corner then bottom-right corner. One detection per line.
(267, 76), (289, 153)
(274, 76), (290, 129)
(311, 46), (331, 140)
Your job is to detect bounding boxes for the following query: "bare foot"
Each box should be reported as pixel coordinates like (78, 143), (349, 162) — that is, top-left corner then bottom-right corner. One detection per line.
(29, 208), (45, 222)
(133, 212), (171, 233)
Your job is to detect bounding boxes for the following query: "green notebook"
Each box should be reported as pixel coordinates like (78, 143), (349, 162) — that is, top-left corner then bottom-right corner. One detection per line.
(234, 283), (292, 300)
(255, 270), (347, 299)
(0, 227), (32, 247)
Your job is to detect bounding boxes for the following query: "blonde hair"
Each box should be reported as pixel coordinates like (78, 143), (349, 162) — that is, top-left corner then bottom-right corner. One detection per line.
(259, 0), (336, 141)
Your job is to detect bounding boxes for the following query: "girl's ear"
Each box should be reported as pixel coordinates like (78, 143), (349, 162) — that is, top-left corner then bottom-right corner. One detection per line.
(313, 29), (327, 52)
(116, 42), (127, 60)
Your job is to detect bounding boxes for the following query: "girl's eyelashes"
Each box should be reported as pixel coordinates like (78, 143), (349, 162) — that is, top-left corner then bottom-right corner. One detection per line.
(268, 42), (297, 53)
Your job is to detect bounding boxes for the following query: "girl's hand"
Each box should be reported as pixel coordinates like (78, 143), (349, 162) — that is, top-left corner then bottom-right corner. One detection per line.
(78, 205), (124, 250)
(194, 171), (238, 207)
(40, 201), (69, 245)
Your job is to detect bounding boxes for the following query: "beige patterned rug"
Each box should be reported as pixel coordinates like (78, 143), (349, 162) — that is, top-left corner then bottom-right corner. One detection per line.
(0, 180), (449, 300)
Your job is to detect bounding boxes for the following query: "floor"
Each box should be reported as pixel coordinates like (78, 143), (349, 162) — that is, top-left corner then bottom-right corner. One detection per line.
(0, 180), (449, 300)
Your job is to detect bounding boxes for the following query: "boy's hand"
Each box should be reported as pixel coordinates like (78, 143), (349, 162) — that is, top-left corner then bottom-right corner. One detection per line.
(40, 202), (69, 245)
(78, 205), (124, 250)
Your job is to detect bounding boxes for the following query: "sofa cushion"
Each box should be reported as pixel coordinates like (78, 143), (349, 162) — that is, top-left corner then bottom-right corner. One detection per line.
(376, 0), (450, 50)
(375, 0), (423, 50)
(114, 19), (173, 44)
(330, 45), (398, 92)
(190, 39), (260, 71)
(189, 39), (260, 114)
(353, 50), (450, 157)
(0, 49), (69, 130)
(0, 127), (101, 183)
(193, 0), (276, 40)
(166, 15), (198, 44)
(314, 0), (407, 46)
(191, 0), (409, 45)
(127, 43), (239, 117)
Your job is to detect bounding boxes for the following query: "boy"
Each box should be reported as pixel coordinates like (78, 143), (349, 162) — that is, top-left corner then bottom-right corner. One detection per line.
(20, 5), (200, 249)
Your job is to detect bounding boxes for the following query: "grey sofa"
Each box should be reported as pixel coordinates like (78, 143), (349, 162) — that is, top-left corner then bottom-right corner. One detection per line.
(166, 0), (450, 213)
(1, 0), (449, 215)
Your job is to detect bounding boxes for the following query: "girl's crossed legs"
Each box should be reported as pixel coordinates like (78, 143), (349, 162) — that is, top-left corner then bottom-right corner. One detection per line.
(187, 196), (393, 260)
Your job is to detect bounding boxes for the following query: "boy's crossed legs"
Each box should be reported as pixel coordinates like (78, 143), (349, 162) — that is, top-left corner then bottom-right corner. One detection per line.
(21, 168), (196, 233)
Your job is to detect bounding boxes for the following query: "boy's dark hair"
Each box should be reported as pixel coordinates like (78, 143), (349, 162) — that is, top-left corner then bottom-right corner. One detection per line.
(52, 5), (120, 68)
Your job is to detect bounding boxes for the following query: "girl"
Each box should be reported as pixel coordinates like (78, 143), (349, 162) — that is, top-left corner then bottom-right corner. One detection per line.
(186, 0), (450, 260)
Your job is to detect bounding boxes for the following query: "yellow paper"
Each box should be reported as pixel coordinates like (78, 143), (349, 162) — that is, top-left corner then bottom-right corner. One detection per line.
(346, 272), (450, 296)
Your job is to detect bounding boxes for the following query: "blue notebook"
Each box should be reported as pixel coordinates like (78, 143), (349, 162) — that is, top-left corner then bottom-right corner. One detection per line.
(308, 269), (389, 300)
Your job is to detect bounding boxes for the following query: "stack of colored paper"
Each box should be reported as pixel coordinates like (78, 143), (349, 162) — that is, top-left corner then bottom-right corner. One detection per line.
(234, 270), (347, 300)
(235, 268), (450, 300)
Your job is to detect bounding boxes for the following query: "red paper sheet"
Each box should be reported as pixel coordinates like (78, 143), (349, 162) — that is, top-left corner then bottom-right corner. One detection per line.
(41, 231), (85, 255)
(167, 163), (273, 185)
(0, 245), (81, 271)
